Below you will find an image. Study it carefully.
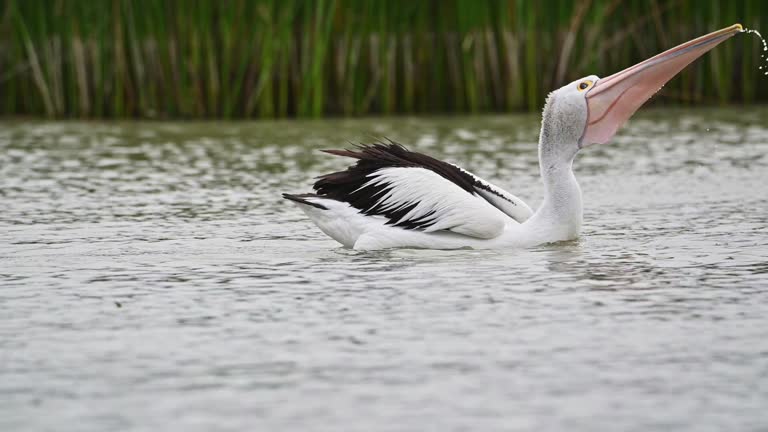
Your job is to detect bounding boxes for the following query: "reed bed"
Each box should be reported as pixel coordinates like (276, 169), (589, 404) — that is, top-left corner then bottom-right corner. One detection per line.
(1, 0), (766, 118)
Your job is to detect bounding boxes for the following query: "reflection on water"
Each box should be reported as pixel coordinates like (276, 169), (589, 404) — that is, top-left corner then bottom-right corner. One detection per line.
(1, 108), (768, 431)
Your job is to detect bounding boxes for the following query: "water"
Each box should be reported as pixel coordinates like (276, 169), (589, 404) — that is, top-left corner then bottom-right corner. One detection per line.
(742, 28), (768, 75)
(1, 109), (768, 431)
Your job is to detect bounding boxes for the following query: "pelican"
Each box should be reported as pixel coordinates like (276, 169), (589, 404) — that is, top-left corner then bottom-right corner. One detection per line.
(284, 24), (742, 250)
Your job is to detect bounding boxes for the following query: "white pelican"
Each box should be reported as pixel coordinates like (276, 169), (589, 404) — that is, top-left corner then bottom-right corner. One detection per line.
(284, 24), (742, 250)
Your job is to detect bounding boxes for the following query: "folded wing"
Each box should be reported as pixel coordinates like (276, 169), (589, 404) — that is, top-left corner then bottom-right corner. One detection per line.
(313, 142), (532, 239)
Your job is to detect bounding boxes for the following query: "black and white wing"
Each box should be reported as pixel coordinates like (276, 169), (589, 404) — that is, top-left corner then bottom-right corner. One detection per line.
(310, 142), (533, 239)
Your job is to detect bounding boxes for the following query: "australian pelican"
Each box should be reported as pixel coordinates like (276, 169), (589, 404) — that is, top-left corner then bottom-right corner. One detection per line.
(284, 25), (742, 250)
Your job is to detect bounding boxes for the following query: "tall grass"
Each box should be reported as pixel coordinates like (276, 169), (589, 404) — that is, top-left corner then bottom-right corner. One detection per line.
(0, 0), (766, 118)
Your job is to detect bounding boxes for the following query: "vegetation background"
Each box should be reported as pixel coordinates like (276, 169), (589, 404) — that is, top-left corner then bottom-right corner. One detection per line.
(1, 0), (765, 119)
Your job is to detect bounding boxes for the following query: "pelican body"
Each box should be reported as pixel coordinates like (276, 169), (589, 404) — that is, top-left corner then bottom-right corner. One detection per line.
(284, 25), (742, 250)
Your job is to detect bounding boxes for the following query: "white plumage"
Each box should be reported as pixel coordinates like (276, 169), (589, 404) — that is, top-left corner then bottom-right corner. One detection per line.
(449, 163), (533, 223)
(362, 167), (510, 238)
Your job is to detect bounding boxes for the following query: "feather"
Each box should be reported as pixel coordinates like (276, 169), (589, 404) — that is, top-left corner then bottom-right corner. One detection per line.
(298, 141), (532, 238)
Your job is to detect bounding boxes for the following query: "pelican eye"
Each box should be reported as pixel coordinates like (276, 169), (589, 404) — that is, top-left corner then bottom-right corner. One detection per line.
(577, 81), (593, 91)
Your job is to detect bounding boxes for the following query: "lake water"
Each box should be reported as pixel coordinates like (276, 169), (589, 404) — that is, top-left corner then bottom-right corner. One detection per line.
(1, 109), (767, 431)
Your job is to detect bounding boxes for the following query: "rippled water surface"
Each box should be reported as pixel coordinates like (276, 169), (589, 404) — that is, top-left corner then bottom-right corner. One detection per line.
(2, 109), (768, 431)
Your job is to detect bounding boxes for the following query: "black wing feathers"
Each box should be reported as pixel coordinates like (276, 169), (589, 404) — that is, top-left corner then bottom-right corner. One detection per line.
(313, 141), (482, 230)
(315, 142), (477, 195)
(293, 140), (518, 231)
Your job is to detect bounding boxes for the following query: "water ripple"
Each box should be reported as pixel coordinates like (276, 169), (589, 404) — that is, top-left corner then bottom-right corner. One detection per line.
(1, 110), (768, 432)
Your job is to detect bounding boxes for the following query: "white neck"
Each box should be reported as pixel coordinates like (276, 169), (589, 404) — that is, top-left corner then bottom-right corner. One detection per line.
(521, 139), (583, 243)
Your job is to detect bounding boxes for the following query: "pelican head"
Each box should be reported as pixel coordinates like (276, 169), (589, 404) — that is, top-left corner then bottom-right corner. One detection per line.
(540, 23), (742, 163)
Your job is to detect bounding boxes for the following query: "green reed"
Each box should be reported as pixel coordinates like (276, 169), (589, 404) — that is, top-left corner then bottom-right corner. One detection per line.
(0, 0), (766, 119)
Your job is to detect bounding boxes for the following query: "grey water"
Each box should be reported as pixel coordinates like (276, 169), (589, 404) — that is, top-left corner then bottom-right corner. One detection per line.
(1, 108), (767, 432)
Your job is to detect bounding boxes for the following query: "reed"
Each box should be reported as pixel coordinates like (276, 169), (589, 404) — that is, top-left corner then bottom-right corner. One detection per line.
(0, 0), (766, 119)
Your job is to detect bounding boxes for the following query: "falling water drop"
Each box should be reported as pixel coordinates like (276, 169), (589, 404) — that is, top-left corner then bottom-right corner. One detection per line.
(741, 27), (768, 75)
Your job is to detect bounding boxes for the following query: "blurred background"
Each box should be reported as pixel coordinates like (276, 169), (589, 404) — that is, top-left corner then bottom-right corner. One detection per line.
(1, 0), (766, 119)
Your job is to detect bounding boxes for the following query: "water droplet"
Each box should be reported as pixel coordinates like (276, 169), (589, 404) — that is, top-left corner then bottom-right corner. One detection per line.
(743, 27), (768, 75)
